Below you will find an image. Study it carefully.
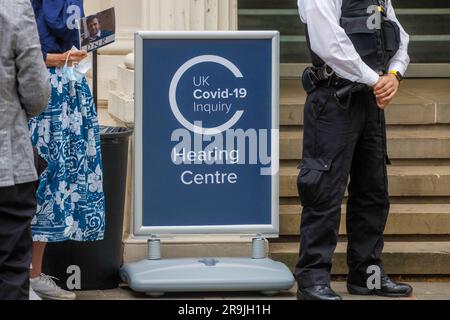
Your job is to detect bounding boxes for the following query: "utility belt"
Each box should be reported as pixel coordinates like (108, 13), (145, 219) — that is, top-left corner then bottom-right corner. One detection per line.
(301, 65), (369, 110)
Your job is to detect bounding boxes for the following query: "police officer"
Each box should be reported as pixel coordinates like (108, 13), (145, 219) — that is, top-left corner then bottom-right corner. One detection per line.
(296, 0), (413, 300)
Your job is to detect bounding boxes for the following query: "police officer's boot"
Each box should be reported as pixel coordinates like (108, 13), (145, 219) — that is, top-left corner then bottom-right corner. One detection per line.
(297, 286), (342, 301)
(347, 276), (413, 298)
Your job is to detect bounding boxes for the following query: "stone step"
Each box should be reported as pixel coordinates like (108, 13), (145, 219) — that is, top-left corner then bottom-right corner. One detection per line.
(282, 195), (450, 205)
(239, 0), (450, 9)
(270, 241), (450, 275)
(239, 0), (450, 64)
(280, 204), (450, 236)
(116, 64), (135, 97)
(238, 1), (450, 63)
(280, 126), (450, 160)
(280, 79), (450, 125)
(280, 39), (450, 65)
(280, 164), (450, 197)
(240, 9), (450, 36)
(108, 90), (134, 126)
(281, 103), (440, 126)
(95, 54), (125, 101)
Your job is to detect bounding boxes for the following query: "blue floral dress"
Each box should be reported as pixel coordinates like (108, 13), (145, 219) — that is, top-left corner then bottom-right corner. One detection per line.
(29, 67), (105, 242)
(30, 0), (105, 242)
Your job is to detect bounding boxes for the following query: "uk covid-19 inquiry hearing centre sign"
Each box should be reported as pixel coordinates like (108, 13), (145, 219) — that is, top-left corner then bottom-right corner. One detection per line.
(134, 31), (280, 236)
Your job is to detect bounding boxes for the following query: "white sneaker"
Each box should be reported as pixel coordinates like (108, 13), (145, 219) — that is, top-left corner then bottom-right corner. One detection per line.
(29, 287), (42, 300)
(30, 274), (77, 300)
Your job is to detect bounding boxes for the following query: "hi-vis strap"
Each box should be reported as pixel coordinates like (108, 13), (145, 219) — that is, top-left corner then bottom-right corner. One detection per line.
(378, 0), (387, 15)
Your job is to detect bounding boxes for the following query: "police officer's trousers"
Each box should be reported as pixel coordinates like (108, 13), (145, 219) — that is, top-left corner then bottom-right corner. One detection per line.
(295, 86), (390, 289)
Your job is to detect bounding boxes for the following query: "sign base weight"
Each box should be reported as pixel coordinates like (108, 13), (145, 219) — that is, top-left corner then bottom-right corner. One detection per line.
(121, 258), (295, 297)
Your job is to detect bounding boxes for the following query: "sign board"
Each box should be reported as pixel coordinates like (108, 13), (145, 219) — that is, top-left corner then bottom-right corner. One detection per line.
(134, 31), (280, 236)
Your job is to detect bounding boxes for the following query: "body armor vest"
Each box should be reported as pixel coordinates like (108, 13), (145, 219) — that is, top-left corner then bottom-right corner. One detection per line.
(306, 0), (401, 74)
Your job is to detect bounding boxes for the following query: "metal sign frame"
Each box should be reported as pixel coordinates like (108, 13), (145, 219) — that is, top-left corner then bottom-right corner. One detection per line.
(133, 31), (280, 237)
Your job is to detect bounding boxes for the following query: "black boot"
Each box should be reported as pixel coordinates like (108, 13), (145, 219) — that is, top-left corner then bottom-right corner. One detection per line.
(348, 276), (413, 298)
(297, 286), (342, 301)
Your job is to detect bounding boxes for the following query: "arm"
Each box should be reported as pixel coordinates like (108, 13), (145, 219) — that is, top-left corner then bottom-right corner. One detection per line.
(386, 1), (410, 75)
(374, 1), (410, 108)
(298, 0), (380, 86)
(14, 0), (51, 117)
(45, 52), (69, 67)
(45, 51), (87, 67)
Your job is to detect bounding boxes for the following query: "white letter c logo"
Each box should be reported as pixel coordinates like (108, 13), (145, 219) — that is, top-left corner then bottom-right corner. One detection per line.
(169, 55), (244, 135)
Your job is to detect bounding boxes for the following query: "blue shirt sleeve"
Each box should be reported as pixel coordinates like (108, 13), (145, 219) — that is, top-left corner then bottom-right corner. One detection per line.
(41, 48), (48, 62)
(42, 0), (84, 42)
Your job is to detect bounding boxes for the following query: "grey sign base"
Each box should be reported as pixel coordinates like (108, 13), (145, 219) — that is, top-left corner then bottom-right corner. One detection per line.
(121, 258), (295, 297)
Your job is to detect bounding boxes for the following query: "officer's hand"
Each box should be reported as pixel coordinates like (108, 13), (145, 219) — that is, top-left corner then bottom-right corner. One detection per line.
(376, 97), (389, 109)
(374, 74), (399, 109)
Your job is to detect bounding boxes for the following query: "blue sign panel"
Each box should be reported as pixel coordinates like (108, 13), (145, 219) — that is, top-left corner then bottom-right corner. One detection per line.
(134, 32), (280, 236)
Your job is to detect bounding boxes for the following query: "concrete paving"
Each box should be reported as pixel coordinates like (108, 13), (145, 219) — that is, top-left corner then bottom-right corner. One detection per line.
(76, 281), (450, 300)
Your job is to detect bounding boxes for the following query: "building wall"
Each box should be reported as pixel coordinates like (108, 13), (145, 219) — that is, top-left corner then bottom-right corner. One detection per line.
(85, 0), (238, 101)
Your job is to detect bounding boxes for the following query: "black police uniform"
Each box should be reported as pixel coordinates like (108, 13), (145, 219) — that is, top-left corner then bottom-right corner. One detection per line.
(296, 0), (401, 289)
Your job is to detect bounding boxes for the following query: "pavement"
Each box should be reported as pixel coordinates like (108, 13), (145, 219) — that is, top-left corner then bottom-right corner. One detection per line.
(76, 281), (450, 300)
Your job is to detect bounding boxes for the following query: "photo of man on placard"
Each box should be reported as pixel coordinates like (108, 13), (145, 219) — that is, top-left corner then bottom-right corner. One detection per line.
(80, 7), (115, 52)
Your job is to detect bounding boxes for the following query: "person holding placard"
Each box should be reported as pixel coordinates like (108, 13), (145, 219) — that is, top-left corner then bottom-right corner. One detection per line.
(28, 0), (105, 300)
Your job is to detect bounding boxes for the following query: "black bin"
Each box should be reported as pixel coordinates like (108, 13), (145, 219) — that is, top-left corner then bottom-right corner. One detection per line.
(43, 126), (133, 290)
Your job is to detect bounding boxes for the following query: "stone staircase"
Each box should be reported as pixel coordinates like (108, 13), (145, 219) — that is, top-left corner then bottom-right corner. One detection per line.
(237, 0), (450, 275)
(105, 1), (450, 274)
(108, 66), (450, 274)
(271, 78), (450, 276)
